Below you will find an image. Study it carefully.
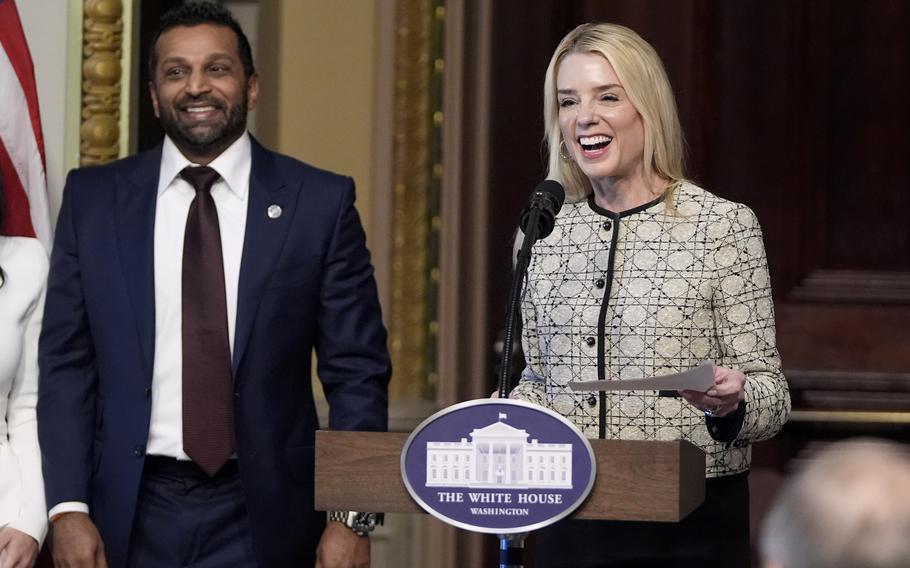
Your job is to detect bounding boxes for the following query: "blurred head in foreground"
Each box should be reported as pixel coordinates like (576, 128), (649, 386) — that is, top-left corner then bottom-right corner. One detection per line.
(760, 438), (910, 568)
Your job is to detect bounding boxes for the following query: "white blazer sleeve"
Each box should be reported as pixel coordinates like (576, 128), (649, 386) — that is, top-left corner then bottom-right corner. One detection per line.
(6, 272), (48, 545)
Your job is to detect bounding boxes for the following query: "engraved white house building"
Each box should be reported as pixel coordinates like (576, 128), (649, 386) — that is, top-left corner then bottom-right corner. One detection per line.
(426, 414), (573, 489)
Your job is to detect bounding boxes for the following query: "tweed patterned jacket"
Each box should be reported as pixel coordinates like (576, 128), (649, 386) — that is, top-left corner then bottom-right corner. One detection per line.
(510, 182), (790, 477)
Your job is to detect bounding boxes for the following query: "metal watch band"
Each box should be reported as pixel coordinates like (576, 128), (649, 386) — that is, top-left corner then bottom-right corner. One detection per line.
(328, 510), (382, 536)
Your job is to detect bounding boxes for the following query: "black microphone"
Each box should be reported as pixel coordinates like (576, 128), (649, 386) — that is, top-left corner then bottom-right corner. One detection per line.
(519, 179), (565, 239)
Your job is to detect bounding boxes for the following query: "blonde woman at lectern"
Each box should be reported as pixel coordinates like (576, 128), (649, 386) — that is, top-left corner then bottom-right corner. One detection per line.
(509, 23), (791, 567)
(0, 179), (48, 568)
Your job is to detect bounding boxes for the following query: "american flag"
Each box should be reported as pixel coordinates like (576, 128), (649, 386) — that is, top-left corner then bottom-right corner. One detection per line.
(0, 0), (51, 250)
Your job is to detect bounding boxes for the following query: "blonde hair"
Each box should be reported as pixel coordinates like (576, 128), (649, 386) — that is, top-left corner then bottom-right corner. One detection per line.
(543, 23), (686, 203)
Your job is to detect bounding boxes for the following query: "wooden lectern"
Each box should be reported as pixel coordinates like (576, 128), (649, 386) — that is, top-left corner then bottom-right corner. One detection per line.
(315, 430), (705, 523)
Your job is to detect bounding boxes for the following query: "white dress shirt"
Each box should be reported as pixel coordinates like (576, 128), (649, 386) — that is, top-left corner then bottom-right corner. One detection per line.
(48, 133), (251, 520)
(146, 133), (250, 458)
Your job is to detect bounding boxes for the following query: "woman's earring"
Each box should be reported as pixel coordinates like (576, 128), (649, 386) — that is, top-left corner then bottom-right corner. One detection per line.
(559, 140), (574, 162)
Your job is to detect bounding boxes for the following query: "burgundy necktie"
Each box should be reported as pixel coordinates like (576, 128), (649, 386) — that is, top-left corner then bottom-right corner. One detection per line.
(180, 166), (234, 476)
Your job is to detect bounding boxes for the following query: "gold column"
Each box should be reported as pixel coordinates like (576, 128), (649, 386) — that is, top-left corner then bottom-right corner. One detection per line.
(388, 0), (445, 400)
(80, 0), (123, 166)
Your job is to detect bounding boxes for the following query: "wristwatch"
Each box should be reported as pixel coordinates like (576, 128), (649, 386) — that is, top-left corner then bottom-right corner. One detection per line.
(328, 510), (383, 536)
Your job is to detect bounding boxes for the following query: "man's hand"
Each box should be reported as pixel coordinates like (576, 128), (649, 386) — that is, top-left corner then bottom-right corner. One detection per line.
(315, 522), (370, 568)
(50, 513), (107, 568)
(0, 527), (39, 568)
(680, 364), (746, 418)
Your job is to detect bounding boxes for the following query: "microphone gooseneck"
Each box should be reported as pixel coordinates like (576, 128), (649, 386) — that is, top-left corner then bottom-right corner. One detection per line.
(498, 180), (566, 399)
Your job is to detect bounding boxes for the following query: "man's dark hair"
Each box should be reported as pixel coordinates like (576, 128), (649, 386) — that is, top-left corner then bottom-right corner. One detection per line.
(148, 1), (256, 81)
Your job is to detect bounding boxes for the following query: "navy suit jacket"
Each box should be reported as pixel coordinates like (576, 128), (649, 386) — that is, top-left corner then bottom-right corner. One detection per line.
(37, 139), (391, 566)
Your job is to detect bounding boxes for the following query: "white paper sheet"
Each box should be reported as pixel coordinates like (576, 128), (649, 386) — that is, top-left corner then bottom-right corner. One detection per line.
(569, 361), (715, 392)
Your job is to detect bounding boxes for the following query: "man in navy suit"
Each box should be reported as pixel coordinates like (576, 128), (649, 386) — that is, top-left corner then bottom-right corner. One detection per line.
(37, 3), (390, 567)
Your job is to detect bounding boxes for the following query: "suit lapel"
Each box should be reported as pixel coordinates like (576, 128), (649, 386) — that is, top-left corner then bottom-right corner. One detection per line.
(233, 139), (296, 373)
(115, 146), (162, 383)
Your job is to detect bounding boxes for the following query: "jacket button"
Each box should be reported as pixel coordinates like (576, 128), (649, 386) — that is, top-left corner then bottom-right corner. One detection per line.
(133, 445), (145, 457)
(595, 278), (605, 289)
(144, 387), (151, 398)
(584, 336), (596, 347)
(602, 220), (613, 231)
(587, 395), (597, 407)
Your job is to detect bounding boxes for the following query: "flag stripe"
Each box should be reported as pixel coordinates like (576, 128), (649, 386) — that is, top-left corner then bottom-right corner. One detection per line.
(0, 0), (51, 250)
(0, 40), (49, 244)
(0, 0), (45, 172)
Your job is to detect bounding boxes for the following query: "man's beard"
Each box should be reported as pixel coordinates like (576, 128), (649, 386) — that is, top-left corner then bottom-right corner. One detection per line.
(158, 90), (248, 159)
